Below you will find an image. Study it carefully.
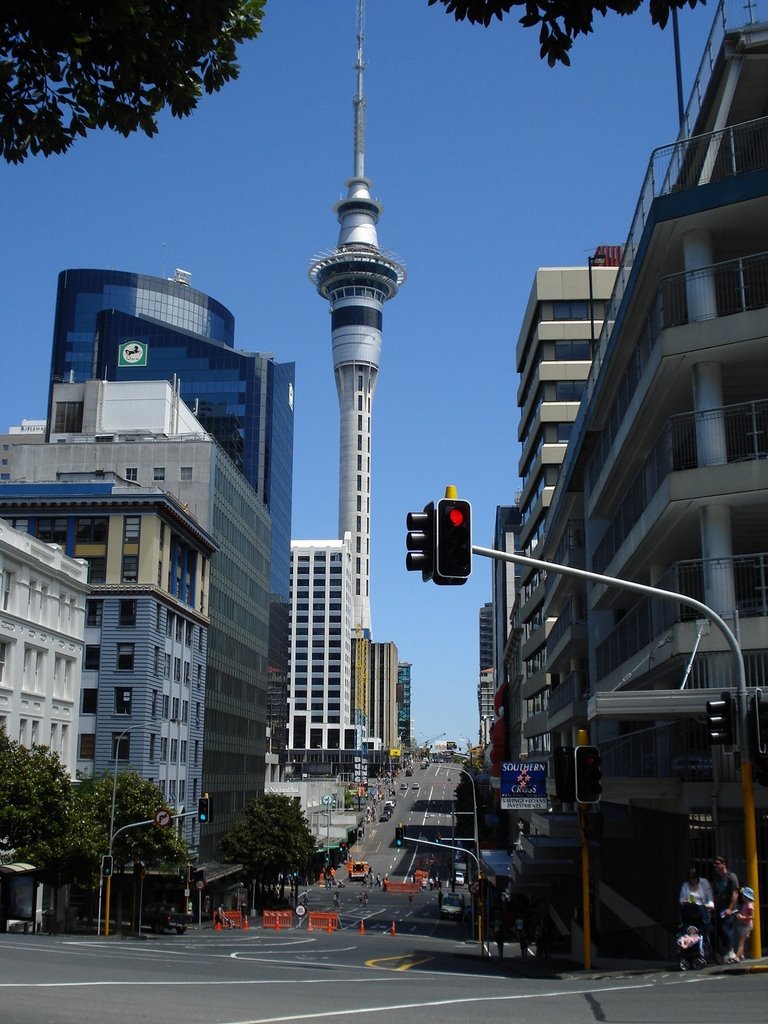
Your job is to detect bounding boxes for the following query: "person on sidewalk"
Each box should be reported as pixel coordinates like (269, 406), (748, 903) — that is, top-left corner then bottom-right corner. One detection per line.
(679, 865), (714, 956)
(494, 925), (504, 961)
(734, 886), (755, 961)
(712, 854), (740, 963)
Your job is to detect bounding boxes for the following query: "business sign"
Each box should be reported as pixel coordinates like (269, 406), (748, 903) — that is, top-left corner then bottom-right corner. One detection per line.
(118, 340), (148, 367)
(500, 761), (547, 809)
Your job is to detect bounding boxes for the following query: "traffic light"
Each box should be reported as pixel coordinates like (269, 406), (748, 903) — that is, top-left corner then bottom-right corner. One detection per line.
(101, 854), (113, 878)
(706, 691), (735, 745)
(434, 497), (472, 585)
(395, 825), (404, 848)
(553, 745), (576, 802)
(405, 503), (435, 581)
(197, 793), (211, 824)
(574, 745), (602, 803)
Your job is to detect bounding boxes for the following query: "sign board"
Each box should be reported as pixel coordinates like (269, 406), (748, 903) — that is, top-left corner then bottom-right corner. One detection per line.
(153, 808), (172, 827)
(118, 340), (148, 367)
(500, 762), (547, 810)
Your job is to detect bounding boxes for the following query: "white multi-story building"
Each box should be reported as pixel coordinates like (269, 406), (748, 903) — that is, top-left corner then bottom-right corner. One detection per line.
(0, 519), (89, 775)
(287, 537), (355, 774)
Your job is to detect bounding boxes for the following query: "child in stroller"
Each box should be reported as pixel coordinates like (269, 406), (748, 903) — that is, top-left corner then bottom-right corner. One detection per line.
(677, 924), (708, 970)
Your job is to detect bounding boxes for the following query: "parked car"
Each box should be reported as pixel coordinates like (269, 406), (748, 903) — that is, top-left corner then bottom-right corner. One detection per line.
(412, 782), (420, 791)
(440, 893), (464, 920)
(142, 902), (190, 935)
(454, 870), (466, 886)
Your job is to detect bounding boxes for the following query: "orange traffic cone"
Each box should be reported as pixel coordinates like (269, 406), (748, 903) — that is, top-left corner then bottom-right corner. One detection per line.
(243, 914), (249, 930)
(390, 920), (396, 936)
(359, 918), (365, 935)
(215, 919), (222, 932)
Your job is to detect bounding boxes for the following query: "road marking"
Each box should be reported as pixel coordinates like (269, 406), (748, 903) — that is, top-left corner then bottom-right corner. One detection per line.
(364, 954), (433, 971)
(214, 980), (666, 1023)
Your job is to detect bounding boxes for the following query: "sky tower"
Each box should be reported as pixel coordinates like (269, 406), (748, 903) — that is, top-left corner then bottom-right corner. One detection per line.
(309, 0), (405, 636)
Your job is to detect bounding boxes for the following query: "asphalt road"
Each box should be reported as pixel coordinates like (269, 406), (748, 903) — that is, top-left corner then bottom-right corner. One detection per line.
(1, 927), (762, 1024)
(4, 768), (762, 1023)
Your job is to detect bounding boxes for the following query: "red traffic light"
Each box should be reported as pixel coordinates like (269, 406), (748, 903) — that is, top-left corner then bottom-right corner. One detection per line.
(447, 506), (465, 528)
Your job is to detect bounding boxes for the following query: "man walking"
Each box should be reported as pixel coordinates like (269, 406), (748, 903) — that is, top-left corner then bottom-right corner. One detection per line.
(712, 854), (739, 963)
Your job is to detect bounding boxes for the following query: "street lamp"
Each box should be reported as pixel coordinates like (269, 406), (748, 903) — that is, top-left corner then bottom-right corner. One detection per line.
(588, 250), (607, 353)
(439, 764), (483, 955)
(102, 727), (130, 937)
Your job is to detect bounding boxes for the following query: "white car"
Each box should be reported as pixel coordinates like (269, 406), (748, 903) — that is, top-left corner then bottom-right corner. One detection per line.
(454, 870), (465, 886)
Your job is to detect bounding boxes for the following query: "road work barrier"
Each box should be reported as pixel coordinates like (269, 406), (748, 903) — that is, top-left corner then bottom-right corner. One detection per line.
(263, 910), (293, 930)
(307, 912), (339, 932)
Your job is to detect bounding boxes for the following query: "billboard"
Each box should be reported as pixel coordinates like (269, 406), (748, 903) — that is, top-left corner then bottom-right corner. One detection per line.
(500, 761), (547, 809)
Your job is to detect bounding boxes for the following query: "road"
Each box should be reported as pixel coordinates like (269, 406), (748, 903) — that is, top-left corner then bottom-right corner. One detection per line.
(2, 766), (762, 1023)
(1, 927), (761, 1024)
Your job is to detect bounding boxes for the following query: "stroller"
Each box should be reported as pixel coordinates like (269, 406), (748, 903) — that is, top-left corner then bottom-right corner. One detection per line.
(676, 901), (711, 970)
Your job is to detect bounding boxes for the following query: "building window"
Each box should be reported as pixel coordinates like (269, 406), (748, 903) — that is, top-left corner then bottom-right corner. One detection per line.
(115, 687), (133, 715)
(54, 401), (83, 433)
(0, 640), (5, 682)
(153, 467), (165, 481)
(76, 517), (108, 543)
(149, 734), (156, 761)
(119, 599), (137, 626)
(84, 645), (100, 670)
(86, 599), (103, 627)
(86, 557), (106, 584)
(121, 555), (139, 583)
(81, 688), (98, 714)
(116, 643), (135, 671)
(151, 689), (158, 718)
(164, 653), (171, 678)
(123, 516), (141, 542)
(112, 732), (131, 761)
(37, 517), (68, 544)
(79, 733), (95, 759)
(125, 467), (138, 481)
(180, 466), (193, 481)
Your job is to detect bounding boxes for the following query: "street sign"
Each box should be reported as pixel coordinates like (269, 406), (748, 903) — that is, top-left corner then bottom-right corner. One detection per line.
(196, 879), (205, 891)
(153, 808), (172, 827)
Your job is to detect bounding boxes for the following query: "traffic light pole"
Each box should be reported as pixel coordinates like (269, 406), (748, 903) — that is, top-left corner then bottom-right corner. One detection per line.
(472, 543), (761, 959)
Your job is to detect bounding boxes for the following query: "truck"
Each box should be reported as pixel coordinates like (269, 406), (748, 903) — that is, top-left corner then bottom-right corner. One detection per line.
(141, 901), (191, 935)
(347, 860), (370, 881)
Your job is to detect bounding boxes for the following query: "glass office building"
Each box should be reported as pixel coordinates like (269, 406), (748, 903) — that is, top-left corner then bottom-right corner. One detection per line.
(47, 268), (296, 775)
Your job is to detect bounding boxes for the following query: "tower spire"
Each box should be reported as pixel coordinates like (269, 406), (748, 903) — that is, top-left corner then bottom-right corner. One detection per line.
(309, 0), (405, 637)
(354, 0), (365, 179)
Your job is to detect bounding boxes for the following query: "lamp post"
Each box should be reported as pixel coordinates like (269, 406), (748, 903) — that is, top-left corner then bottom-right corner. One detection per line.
(440, 764), (483, 955)
(588, 251), (607, 353)
(103, 727), (130, 937)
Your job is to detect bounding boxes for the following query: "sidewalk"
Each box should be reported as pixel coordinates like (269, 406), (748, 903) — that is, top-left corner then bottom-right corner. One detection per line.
(486, 945), (768, 979)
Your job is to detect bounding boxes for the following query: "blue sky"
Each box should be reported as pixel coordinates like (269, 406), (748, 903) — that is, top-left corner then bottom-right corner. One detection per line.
(0, 1), (717, 746)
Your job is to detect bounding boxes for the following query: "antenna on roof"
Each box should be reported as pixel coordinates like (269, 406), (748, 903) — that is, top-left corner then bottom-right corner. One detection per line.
(353, 0), (366, 179)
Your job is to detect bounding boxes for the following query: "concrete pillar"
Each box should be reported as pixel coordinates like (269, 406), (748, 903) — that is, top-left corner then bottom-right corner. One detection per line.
(699, 504), (736, 616)
(683, 229), (717, 321)
(692, 361), (727, 466)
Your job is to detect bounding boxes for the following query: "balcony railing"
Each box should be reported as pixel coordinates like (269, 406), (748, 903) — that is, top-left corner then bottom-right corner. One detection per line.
(592, 399), (768, 574)
(595, 555), (768, 680)
(549, 671), (589, 716)
(587, 254), (768, 494)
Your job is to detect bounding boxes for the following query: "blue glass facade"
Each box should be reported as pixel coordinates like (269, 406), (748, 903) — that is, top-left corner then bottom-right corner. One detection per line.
(47, 269), (296, 789)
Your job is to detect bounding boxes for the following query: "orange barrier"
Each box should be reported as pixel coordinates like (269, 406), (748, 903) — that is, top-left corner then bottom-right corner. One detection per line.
(307, 912), (340, 933)
(263, 910), (293, 930)
(384, 882), (420, 894)
(221, 910), (242, 929)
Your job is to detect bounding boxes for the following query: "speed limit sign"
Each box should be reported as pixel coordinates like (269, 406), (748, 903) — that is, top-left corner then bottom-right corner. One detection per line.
(295, 903), (306, 917)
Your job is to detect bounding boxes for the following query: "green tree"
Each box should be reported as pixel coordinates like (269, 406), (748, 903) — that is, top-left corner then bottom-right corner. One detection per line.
(220, 794), (315, 896)
(428, 0), (706, 66)
(0, 0), (265, 163)
(80, 770), (188, 870)
(0, 731), (72, 880)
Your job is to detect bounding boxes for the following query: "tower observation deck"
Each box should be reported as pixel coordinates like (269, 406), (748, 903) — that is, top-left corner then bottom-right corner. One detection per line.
(309, 1), (405, 636)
